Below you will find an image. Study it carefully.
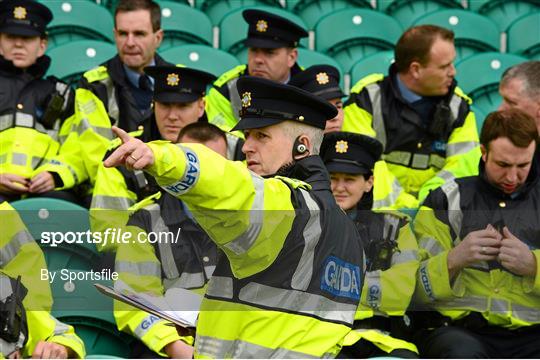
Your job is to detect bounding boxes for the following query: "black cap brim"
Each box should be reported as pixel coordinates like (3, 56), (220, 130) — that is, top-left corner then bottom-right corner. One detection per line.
(325, 161), (371, 175)
(318, 89), (346, 101)
(154, 92), (200, 104)
(231, 116), (284, 131)
(245, 37), (292, 49)
(0, 24), (41, 36)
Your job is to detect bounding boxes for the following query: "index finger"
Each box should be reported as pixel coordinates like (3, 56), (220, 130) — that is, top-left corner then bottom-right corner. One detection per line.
(112, 126), (132, 144)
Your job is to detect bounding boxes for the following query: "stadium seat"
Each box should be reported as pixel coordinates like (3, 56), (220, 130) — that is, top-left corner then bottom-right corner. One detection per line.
(50, 271), (135, 357)
(103, 0), (192, 13)
(412, 9), (500, 60)
(350, 50), (394, 85)
(286, 0), (372, 30)
(468, 0), (540, 31)
(160, 44), (240, 77)
(220, 6), (309, 62)
(471, 105), (488, 131)
(39, 0), (114, 49)
(297, 48), (345, 87)
(507, 12), (540, 60)
(10, 198), (100, 271)
(200, 0), (282, 25)
(378, 0), (463, 28)
(456, 52), (528, 115)
(159, 1), (213, 51)
(314, 8), (402, 73)
(46, 40), (117, 84)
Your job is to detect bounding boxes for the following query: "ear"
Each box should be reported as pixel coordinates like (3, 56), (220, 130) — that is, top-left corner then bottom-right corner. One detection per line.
(365, 175), (374, 193)
(409, 61), (421, 79)
(197, 98), (205, 118)
(480, 144), (487, 162)
(293, 134), (311, 160)
(38, 37), (47, 57)
(154, 29), (164, 48)
(287, 48), (298, 69)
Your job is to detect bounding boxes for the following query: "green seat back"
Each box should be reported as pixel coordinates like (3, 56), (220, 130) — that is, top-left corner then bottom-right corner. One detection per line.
(507, 12), (540, 60)
(471, 105), (488, 132)
(456, 52), (528, 115)
(286, 0), (372, 30)
(10, 198), (99, 271)
(297, 48), (345, 87)
(469, 0), (540, 31)
(159, 1), (213, 51)
(160, 44), (240, 77)
(46, 40), (117, 83)
(39, 0), (114, 49)
(200, 0), (281, 25)
(379, 0), (463, 28)
(350, 50), (394, 85)
(50, 271), (134, 357)
(413, 9), (500, 60)
(220, 5), (308, 60)
(314, 8), (402, 72)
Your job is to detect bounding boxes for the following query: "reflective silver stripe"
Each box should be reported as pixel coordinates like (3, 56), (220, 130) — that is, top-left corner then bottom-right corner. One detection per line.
(147, 204), (180, 279)
(440, 180), (462, 239)
(196, 335), (323, 359)
(383, 214), (400, 239)
(55, 82), (71, 112)
(446, 141), (478, 156)
(227, 77), (241, 123)
(55, 333), (84, 347)
(101, 77), (120, 124)
(225, 132), (239, 161)
(164, 272), (205, 290)
(11, 152), (27, 166)
(366, 83), (386, 149)
(437, 296), (487, 311)
(238, 282), (356, 324)
(0, 154), (6, 165)
(391, 249), (418, 265)
(0, 230), (34, 266)
(0, 114), (12, 131)
(115, 260), (161, 278)
(50, 315), (70, 336)
(78, 99), (97, 114)
(31, 156), (42, 169)
(437, 169), (455, 184)
(491, 298), (508, 313)
(206, 276), (233, 299)
(365, 270), (382, 310)
(449, 94), (461, 123)
(224, 174), (265, 255)
(419, 236), (445, 256)
(134, 313), (163, 339)
(15, 112), (33, 127)
(512, 303), (540, 323)
(0, 275), (13, 301)
(382, 151), (411, 166)
(429, 154), (445, 170)
(77, 117), (113, 139)
(373, 177), (402, 209)
(291, 189), (321, 291)
(383, 151), (445, 170)
(91, 195), (134, 210)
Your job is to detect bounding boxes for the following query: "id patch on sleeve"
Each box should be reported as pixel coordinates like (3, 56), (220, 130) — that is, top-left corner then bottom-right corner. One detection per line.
(163, 147), (200, 196)
(320, 255), (361, 301)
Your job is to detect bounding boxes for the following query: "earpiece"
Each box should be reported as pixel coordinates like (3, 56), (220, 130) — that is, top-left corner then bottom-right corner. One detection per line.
(293, 136), (309, 158)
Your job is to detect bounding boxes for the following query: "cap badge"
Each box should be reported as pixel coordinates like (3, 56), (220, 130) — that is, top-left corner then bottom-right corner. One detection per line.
(256, 19), (268, 33)
(241, 92), (252, 108)
(166, 73), (179, 86)
(335, 140), (348, 153)
(316, 72), (330, 85)
(13, 6), (27, 20)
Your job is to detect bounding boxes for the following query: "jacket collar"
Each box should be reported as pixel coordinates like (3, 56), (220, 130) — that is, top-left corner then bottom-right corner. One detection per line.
(0, 54), (50, 78)
(105, 53), (169, 88)
(280, 155), (331, 192)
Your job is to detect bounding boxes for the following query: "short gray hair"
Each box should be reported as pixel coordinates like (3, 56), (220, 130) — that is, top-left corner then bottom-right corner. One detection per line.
(280, 121), (324, 155)
(501, 61), (540, 99)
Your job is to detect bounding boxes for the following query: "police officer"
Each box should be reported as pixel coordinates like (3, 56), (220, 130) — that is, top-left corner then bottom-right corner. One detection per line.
(36, 0), (171, 206)
(90, 65), (216, 251)
(205, 9), (308, 132)
(104, 76), (364, 358)
(114, 123), (227, 359)
(343, 25), (481, 208)
(413, 109), (540, 358)
(289, 64), (345, 134)
(320, 132), (419, 358)
(0, 0), (74, 203)
(1, 201), (85, 358)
